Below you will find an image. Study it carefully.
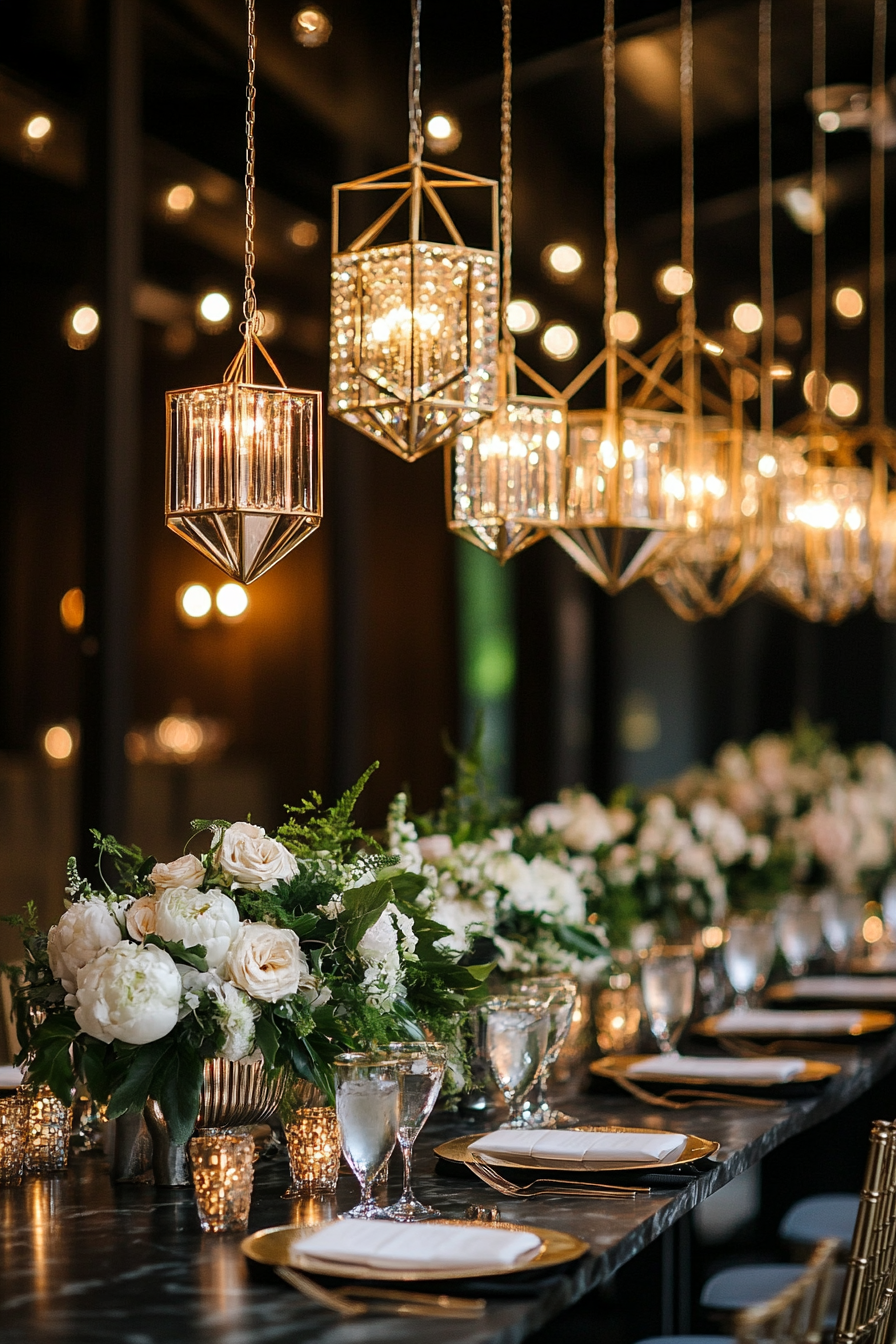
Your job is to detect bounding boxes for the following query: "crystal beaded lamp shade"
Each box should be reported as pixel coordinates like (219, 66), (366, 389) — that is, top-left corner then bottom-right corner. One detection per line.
(874, 493), (896, 619)
(447, 389), (567, 561)
(651, 428), (775, 620)
(166, 342), (323, 584)
(763, 450), (874, 623)
(553, 407), (689, 593)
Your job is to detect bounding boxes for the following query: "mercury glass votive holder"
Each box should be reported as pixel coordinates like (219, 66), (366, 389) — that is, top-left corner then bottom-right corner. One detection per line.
(189, 1131), (256, 1233)
(0, 1096), (29, 1185)
(283, 1107), (341, 1198)
(22, 1085), (73, 1175)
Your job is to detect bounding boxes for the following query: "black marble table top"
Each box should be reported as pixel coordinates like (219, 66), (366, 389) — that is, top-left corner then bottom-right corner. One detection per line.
(4, 1031), (896, 1344)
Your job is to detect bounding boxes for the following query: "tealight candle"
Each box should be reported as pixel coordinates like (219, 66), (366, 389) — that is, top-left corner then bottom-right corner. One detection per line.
(22, 1085), (73, 1175)
(189, 1131), (255, 1233)
(0, 1095), (29, 1185)
(283, 1107), (341, 1198)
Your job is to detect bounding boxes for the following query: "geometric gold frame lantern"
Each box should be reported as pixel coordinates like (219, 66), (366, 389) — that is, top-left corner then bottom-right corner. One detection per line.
(329, 1), (500, 462)
(165, 0), (322, 583)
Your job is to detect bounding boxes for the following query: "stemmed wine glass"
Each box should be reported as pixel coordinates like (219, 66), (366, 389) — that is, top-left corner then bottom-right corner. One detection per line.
(483, 996), (550, 1128)
(775, 896), (822, 979)
(516, 977), (578, 1127)
(641, 947), (696, 1053)
(380, 1041), (446, 1222)
(814, 890), (863, 968)
(723, 918), (777, 1009)
(334, 1052), (400, 1219)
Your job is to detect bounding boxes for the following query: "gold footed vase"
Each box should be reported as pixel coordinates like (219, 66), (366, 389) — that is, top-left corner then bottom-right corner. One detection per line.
(143, 1059), (287, 1187)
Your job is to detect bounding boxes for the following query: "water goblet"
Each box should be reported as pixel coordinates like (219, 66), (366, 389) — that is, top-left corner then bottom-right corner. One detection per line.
(483, 996), (551, 1128)
(723, 918), (777, 1009)
(380, 1042), (447, 1222)
(641, 947), (695, 1053)
(813, 890), (863, 967)
(516, 977), (578, 1127)
(334, 1053), (400, 1220)
(775, 896), (822, 978)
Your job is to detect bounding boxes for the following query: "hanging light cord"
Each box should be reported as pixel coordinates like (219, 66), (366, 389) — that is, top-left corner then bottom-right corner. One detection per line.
(809, 0), (826, 415)
(243, 0), (257, 341)
(870, 0), (886, 428)
(604, 0), (618, 414)
(407, 0), (424, 163)
(680, 0), (697, 415)
(500, 0), (513, 347)
(758, 0), (774, 444)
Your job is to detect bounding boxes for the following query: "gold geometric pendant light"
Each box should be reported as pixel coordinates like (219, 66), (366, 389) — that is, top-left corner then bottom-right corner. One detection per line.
(329, 0), (500, 462)
(446, 0), (567, 562)
(165, 0), (322, 583)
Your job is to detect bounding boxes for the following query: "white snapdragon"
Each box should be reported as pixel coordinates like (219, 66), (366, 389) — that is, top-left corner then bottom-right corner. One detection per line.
(356, 903), (416, 1009)
(47, 897), (123, 994)
(74, 942), (181, 1045)
(218, 822), (298, 891)
(154, 887), (240, 969)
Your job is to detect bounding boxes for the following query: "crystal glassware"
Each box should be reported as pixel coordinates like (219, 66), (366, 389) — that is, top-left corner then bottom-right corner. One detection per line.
(723, 918), (777, 1009)
(282, 1107), (341, 1199)
(641, 947), (696, 1054)
(0, 1095), (29, 1185)
(334, 1052), (401, 1219)
(516, 977), (578, 1128)
(380, 1042), (447, 1222)
(22, 1084), (73, 1175)
(483, 996), (551, 1128)
(776, 896), (823, 978)
(189, 1130), (256, 1233)
(814, 890), (863, 967)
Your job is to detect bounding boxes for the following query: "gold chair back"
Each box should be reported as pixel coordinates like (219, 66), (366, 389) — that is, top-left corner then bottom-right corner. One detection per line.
(736, 1238), (838, 1344)
(833, 1119), (896, 1344)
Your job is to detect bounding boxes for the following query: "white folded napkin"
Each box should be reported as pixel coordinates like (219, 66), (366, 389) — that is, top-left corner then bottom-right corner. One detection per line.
(713, 1009), (863, 1035)
(469, 1127), (688, 1169)
(787, 977), (896, 1001)
(627, 1053), (805, 1083)
(0, 1066), (23, 1089)
(294, 1220), (543, 1271)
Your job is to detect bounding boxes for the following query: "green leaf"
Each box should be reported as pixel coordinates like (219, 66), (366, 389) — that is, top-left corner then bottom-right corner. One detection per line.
(106, 1038), (172, 1119)
(554, 923), (606, 959)
(154, 1043), (204, 1145)
(144, 934), (208, 972)
(389, 871), (429, 903)
(80, 1038), (113, 1104)
(340, 878), (393, 951)
(254, 1012), (282, 1070)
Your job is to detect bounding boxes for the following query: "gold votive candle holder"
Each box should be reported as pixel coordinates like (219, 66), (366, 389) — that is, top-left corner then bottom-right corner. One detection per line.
(22, 1084), (73, 1175)
(0, 1095), (29, 1185)
(189, 1131), (255, 1233)
(283, 1107), (340, 1198)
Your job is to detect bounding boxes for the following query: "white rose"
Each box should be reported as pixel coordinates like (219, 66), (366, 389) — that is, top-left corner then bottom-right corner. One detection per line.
(218, 821), (298, 891)
(225, 922), (309, 1001)
(154, 887), (241, 968)
(48, 898), (123, 994)
(561, 794), (614, 852)
(150, 854), (206, 892)
(74, 942), (181, 1045)
(527, 803), (573, 837)
(417, 834), (454, 862)
(125, 895), (158, 941)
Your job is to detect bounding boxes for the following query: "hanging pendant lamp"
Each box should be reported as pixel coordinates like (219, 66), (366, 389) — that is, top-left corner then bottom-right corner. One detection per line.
(329, 0), (500, 463)
(445, 0), (567, 563)
(165, 0), (322, 583)
(762, 0), (874, 624)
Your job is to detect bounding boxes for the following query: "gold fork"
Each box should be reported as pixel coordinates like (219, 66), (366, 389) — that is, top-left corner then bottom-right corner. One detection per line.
(467, 1160), (647, 1199)
(275, 1266), (486, 1317)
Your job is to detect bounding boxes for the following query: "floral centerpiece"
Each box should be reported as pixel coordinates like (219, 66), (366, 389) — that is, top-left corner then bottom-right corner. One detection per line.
(6, 769), (492, 1144)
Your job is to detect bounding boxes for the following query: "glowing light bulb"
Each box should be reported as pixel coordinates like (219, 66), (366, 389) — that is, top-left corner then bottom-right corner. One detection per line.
(424, 112), (462, 153)
(782, 186), (824, 235)
(506, 299), (540, 334)
(288, 219), (319, 249)
(541, 323), (578, 360)
(758, 454), (777, 478)
(828, 381), (860, 419)
(72, 306), (99, 336)
(833, 287), (864, 320)
(216, 583), (249, 619)
(59, 587), (85, 632)
(704, 339), (724, 356)
(198, 292), (231, 326)
(609, 310), (640, 344)
(291, 6), (332, 46)
(770, 361), (793, 380)
(43, 725), (73, 762)
(24, 114), (52, 142)
(544, 243), (583, 279)
(732, 302), (762, 334)
(657, 264), (693, 297)
(179, 583), (213, 622)
(64, 305), (100, 350)
(818, 110), (840, 132)
(257, 309), (283, 340)
(166, 184), (195, 213)
(156, 715), (204, 757)
(795, 498), (840, 530)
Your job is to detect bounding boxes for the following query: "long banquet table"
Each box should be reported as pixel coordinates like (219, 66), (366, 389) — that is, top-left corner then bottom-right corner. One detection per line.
(4, 1029), (896, 1344)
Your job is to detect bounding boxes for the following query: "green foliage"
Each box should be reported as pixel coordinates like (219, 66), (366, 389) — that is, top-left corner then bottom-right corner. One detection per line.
(90, 831), (155, 897)
(596, 885), (644, 949)
(144, 934), (209, 972)
(414, 716), (518, 843)
(278, 764), (381, 861)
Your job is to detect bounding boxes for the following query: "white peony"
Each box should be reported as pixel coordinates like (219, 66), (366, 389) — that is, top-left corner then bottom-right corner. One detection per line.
(430, 897), (490, 954)
(48, 898), (123, 994)
(560, 792), (615, 852)
(74, 941), (181, 1045)
(417, 834), (454, 862)
(225, 922), (309, 1001)
(154, 887), (240, 969)
(150, 853), (206, 892)
(218, 821), (298, 891)
(527, 803), (573, 837)
(125, 895), (158, 941)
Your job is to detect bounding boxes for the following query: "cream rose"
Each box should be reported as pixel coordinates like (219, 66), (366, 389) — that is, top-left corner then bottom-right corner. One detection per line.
(154, 887), (240, 969)
(218, 822), (298, 891)
(150, 854), (206, 892)
(125, 896), (158, 941)
(225, 922), (310, 1001)
(48, 898), (123, 994)
(74, 942), (181, 1045)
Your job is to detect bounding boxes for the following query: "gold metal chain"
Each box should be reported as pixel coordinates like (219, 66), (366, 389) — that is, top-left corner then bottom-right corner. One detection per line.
(500, 0), (513, 345)
(604, 0), (618, 415)
(243, 0), (257, 340)
(869, 0), (886, 428)
(758, 0), (774, 443)
(679, 0), (697, 416)
(809, 0), (826, 415)
(407, 0), (424, 164)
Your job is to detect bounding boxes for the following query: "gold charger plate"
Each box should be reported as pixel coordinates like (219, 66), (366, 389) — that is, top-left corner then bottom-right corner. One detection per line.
(241, 1219), (589, 1282)
(434, 1125), (719, 1173)
(693, 1010), (895, 1039)
(590, 1054), (840, 1087)
(767, 982), (896, 1005)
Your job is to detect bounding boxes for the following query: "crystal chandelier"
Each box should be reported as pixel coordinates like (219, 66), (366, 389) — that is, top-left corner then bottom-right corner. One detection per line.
(165, 0), (322, 583)
(446, 0), (566, 562)
(328, 1), (499, 462)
